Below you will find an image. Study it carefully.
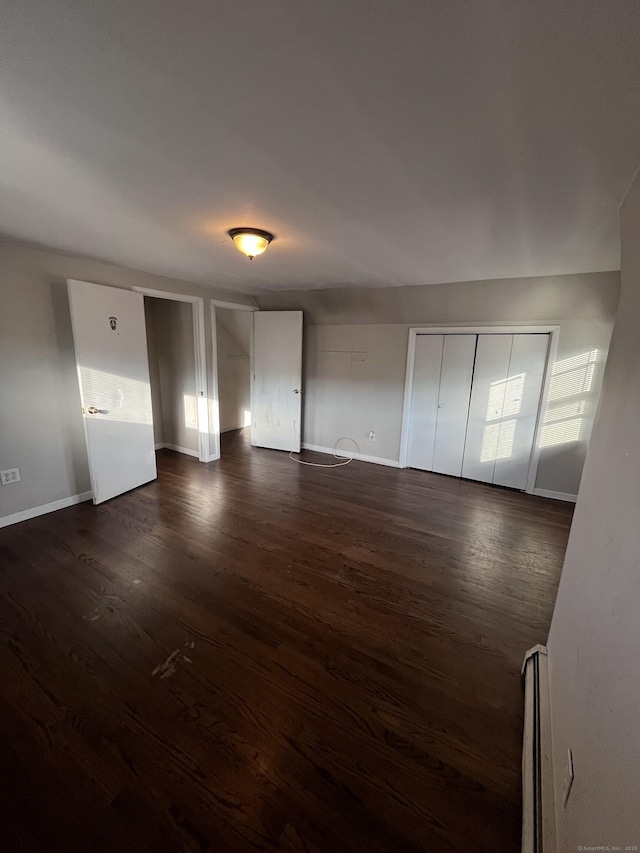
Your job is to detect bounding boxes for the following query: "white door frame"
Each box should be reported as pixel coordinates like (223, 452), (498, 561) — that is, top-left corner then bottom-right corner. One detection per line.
(133, 287), (210, 463)
(399, 325), (560, 494)
(210, 300), (258, 461)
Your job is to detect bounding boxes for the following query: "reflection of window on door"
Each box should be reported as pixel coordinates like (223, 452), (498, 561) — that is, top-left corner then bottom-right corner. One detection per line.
(540, 349), (598, 448)
(407, 331), (550, 490)
(480, 372), (525, 463)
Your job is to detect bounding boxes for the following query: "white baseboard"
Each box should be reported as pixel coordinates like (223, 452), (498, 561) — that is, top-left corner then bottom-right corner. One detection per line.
(155, 443), (200, 459)
(154, 442), (165, 450)
(0, 490), (93, 529)
(533, 488), (578, 503)
(301, 443), (401, 469)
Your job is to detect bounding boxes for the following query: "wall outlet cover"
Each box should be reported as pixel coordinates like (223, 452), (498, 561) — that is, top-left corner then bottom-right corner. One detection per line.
(0, 468), (21, 485)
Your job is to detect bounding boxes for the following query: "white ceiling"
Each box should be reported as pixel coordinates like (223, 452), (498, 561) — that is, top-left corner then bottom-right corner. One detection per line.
(1, 1), (639, 293)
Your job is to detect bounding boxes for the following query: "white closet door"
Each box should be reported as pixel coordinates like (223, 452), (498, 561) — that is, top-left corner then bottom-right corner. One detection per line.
(462, 335), (513, 484)
(432, 335), (476, 476)
(406, 335), (443, 471)
(493, 334), (549, 489)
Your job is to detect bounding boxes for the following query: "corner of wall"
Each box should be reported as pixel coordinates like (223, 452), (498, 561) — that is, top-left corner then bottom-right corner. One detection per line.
(545, 169), (640, 850)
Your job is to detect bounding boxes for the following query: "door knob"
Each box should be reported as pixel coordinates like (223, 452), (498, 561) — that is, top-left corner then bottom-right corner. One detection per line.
(87, 406), (99, 414)
(293, 389), (300, 394)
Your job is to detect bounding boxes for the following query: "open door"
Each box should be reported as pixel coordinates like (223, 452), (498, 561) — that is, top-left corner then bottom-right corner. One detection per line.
(67, 279), (157, 504)
(252, 311), (303, 452)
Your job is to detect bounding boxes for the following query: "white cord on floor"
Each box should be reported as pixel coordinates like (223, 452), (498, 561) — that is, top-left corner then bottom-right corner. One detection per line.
(289, 437), (360, 468)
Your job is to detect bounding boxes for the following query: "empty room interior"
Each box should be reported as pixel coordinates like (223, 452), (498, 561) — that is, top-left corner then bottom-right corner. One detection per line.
(0, 2), (639, 851)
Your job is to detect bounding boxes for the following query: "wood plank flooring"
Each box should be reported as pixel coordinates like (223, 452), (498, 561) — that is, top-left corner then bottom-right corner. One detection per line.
(0, 428), (573, 852)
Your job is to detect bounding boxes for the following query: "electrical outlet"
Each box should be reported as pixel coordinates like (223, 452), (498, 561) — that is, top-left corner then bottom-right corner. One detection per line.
(368, 430), (375, 441)
(1, 468), (21, 485)
(563, 748), (574, 806)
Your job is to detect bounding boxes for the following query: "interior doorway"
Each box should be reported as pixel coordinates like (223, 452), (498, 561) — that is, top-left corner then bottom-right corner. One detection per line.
(134, 287), (210, 463)
(213, 305), (254, 455)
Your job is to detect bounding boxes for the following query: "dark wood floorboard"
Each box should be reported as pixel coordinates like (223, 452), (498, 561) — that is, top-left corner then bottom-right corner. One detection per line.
(0, 428), (573, 852)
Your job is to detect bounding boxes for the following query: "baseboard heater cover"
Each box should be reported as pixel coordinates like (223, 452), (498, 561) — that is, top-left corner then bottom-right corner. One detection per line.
(521, 645), (556, 853)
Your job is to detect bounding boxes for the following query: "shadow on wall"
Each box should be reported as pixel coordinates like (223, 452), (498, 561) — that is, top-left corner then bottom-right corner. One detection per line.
(541, 349), (598, 448)
(536, 347), (606, 495)
(532, 347), (602, 495)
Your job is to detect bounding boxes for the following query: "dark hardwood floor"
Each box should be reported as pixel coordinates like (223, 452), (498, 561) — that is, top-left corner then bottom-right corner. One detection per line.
(0, 429), (573, 852)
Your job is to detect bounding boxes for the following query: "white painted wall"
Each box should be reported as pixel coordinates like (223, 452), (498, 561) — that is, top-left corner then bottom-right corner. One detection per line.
(546, 174), (640, 849)
(145, 299), (199, 454)
(216, 309), (251, 433)
(0, 242), (256, 521)
(304, 324), (407, 463)
(258, 272), (619, 493)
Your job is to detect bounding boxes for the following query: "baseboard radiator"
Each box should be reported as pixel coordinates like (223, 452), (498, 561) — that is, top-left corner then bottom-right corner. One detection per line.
(521, 645), (556, 853)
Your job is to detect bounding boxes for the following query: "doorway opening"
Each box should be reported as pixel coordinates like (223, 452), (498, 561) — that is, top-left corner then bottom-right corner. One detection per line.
(135, 288), (210, 463)
(212, 305), (254, 456)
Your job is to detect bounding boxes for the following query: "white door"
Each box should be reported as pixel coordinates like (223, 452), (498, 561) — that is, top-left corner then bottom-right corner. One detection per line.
(462, 335), (513, 484)
(67, 279), (157, 504)
(462, 334), (549, 489)
(407, 335), (443, 471)
(492, 334), (549, 490)
(432, 335), (476, 477)
(252, 311), (303, 452)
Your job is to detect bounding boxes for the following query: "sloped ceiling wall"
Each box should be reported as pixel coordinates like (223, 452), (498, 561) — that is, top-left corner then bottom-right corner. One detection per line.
(256, 271), (619, 325)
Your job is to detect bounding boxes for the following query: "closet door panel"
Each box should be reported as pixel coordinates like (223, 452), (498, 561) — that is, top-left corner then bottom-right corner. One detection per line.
(432, 335), (476, 477)
(462, 335), (513, 483)
(493, 334), (549, 489)
(406, 335), (443, 471)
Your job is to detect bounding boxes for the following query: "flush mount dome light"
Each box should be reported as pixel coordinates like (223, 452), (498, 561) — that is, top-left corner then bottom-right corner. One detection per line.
(228, 227), (274, 260)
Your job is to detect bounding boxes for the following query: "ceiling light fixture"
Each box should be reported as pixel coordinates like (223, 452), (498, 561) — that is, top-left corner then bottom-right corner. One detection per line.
(228, 227), (274, 260)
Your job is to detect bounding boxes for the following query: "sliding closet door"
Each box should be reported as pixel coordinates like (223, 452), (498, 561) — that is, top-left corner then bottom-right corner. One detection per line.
(492, 334), (549, 489)
(461, 335), (513, 484)
(406, 335), (443, 471)
(432, 335), (476, 476)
